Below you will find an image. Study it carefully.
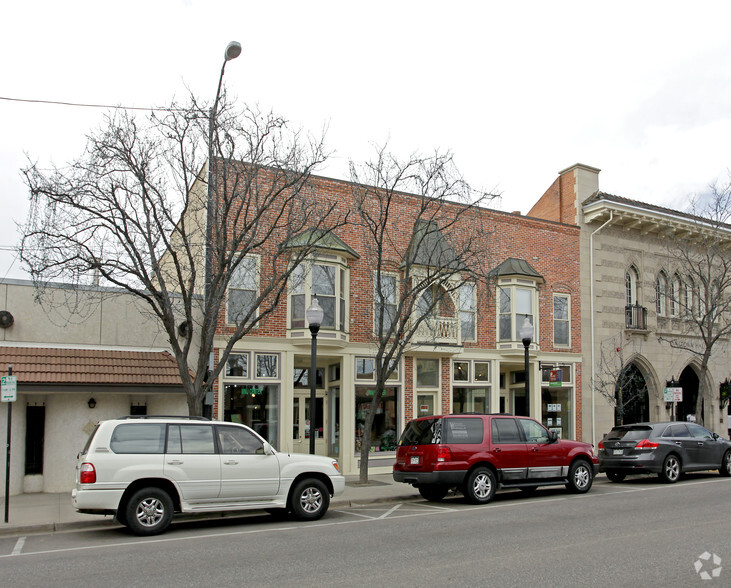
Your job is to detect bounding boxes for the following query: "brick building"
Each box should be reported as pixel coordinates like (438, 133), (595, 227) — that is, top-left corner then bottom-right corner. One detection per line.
(204, 164), (583, 476)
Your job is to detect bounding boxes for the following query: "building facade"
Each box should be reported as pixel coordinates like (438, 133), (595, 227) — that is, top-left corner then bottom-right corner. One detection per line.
(0, 280), (189, 494)
(530, 164), (731, 445)
(206, 170), (583, 476)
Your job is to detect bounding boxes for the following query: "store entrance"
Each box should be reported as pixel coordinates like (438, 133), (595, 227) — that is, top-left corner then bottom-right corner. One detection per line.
(292, 391), (328, 455)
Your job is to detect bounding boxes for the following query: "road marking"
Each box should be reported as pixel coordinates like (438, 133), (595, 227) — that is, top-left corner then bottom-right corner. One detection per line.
(11, 536), (26, 556)
(377, 504), (402, 519)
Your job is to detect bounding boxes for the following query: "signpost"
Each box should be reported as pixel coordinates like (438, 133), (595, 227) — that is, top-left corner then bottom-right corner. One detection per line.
(663, 386), (683, 421)
(2, 366), (16, 523)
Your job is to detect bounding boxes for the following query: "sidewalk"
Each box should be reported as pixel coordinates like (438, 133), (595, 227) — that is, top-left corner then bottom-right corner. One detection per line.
(0, 473), (420, 537)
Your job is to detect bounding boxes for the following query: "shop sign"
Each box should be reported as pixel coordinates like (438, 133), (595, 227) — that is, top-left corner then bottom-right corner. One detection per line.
(549, 369), (562, 387)
(239, 386), (263, 396)
(1, 376), (17, 402)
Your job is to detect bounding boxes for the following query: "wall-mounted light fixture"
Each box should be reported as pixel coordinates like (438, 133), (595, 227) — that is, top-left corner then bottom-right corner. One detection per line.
(88, 398), (97, 409)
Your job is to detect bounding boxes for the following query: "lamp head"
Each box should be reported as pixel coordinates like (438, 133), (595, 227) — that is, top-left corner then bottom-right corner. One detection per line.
(519, 317), (534, 342)
(224, 41), (242, 61)
(306, 297), (324, 328)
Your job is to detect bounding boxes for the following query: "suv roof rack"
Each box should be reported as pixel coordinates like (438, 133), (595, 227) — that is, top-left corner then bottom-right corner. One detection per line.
(116, 415), (211, 421)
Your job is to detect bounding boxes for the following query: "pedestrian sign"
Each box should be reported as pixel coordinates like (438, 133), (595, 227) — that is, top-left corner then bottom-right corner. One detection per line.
(1, 375), (17, 402)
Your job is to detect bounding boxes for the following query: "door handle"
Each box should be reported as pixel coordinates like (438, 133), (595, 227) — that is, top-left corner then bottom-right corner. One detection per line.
(697, 442), (704, 447)
(531, 447), (539, 452)
(223, 460), (239, 465)
(167, 459), (183, 465)
(494, 448), (502, 453)
(675, 441), (682, 445)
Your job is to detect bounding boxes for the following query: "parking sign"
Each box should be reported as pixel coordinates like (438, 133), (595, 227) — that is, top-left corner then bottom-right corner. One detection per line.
(1, 376), (17, 402)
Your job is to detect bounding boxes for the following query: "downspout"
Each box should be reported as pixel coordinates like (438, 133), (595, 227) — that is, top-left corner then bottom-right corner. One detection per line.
(590, 210), (613, 447)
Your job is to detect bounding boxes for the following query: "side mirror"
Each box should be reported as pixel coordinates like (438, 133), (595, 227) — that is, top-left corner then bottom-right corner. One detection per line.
(547, 430), (559, 443)
(261, 441), (274, 455)
(712, 432), (720, 440)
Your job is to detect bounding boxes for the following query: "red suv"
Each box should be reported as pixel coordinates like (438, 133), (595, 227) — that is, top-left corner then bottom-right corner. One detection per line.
(393, 414), (599, 503)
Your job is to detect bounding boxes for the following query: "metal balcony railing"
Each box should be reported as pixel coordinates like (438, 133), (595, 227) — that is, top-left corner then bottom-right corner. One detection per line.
(625, 303), (647, 330)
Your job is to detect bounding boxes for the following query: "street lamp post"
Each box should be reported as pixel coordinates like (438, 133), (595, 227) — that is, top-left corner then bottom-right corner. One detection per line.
(306, 298), (324, 454)
(204, 41), (242, 309)
(203, 41), (241, 415)
(520, 317), (534, 417)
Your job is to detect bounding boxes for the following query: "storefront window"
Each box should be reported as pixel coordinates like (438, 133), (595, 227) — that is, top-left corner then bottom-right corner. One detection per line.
(541, 387), (571, 439)
(226, 353), (248, 377)
(453, 387), (488, 414)
(355, 386), (398, 453)
(224, 384), (279, 447)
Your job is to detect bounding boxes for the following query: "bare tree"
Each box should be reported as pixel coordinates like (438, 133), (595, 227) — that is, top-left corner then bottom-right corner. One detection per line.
(660, 182), (731, 425)
(19, 91), (345, 417)
(349, 146), (496, 483)
(595, 334), (649, 426)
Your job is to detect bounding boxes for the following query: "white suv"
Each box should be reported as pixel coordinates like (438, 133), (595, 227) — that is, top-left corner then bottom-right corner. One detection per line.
(72, 416), (345, 535)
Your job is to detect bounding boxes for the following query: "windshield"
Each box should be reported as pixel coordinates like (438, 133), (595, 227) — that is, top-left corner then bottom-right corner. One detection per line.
(606, 426), (652, 441)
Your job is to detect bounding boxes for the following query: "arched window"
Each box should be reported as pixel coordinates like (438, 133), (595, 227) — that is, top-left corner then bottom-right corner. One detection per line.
(670, 274), (681, 317)
(625, 266), (639, 306)
(684, 278), (694, 318)
(655, 272), (667, 316)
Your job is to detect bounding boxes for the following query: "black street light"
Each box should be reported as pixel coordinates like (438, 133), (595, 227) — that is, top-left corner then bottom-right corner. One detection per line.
(520, 317), (534, 417)
(306, 298), (324, 454)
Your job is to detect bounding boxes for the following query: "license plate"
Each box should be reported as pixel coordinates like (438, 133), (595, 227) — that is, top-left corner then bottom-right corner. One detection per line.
(410, 456), (420, 465)
(613, 449), (623, 455)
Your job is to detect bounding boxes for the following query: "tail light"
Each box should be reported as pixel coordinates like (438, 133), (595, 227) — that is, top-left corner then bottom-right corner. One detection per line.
(598, 439), (605, 449)
(436, 445), (452, 462)
(635, 439), (659, 450)
(79, 462), (96, 484)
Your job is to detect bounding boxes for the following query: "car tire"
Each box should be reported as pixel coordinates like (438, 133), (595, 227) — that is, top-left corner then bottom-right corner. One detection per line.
(289, 478), (330, 521)
(463, 467), (496, 504)
(418, 485), (449, 502)
(566, 460), (593, 493)
(720, 450), (731, 477)
(124, 487), (174, 536)
(659, 454), (681, 483)
(606, 471), (627, 483)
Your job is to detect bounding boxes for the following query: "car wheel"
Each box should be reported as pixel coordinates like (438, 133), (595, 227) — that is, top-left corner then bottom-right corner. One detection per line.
(566, 460), (593, 493)
(418, 485), (449, 502)
(463, 467), (496, 504)
(606, 471), (627, 483)
(659, 454), (681, 483)
(124, 487), (174, 536)
(720, 450), (731, 477)
(289, 478), (330, 521)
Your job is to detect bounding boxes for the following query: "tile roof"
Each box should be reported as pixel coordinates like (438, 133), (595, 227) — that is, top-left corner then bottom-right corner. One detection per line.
(0, 347), (184, 386)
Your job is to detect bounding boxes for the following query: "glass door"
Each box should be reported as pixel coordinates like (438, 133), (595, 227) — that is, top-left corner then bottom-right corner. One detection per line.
(292, 392), (328, 455)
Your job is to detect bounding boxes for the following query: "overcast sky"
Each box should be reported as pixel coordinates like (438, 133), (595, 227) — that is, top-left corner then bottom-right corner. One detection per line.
(2, 1), (731, 280)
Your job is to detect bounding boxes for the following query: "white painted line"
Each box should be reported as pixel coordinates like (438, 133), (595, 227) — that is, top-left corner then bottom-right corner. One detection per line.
(11, 536), (26, 556)
(377, 504), (402, 519)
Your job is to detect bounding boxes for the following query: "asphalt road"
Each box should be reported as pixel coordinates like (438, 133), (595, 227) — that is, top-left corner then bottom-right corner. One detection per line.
(1, 473), (729, 587)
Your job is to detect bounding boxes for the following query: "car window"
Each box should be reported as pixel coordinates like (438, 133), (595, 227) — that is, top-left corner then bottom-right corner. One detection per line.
(687, 424), (713, 440)
(216, 425), (264, 454)
(519, 419), (550, 443)
(110, 424), (166, 454)
(443, 418), (483, 444)
(606, 426), (651, 441)
(491, 418), (522, 443)
(399, 418), (441, 445)
(167, 424), (216, 454)
(662, 424), (690, 438)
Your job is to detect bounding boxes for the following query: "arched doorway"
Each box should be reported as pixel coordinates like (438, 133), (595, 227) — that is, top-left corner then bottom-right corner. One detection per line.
(676, 366), (700, 424)
(615, 363), (649, 425)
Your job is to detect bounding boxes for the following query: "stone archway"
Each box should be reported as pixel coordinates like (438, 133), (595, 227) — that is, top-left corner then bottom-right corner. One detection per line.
(676, 366), (701, 424)
(615, 362), (650, 425)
